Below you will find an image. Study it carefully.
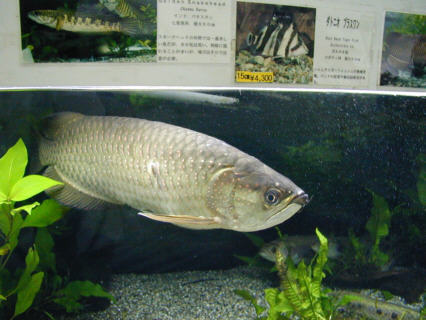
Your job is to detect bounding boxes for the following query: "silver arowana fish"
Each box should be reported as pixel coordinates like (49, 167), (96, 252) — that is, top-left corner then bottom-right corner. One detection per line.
(39, 113), (309, 232)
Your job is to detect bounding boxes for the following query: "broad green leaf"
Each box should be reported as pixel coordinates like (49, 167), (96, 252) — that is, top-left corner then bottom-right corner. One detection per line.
(53, 296), (83, 313)
(13, 271), (44, 318)
(57, 280), (115, 302)
(10, 175), (62, 202)
(11, 202), (40, 216)
(35, 228), (56, 272)
(0, 192), (6, 202)
(15, 247), (39, 293)
(22, 199), (66, 228)
(366, 192), (391, 243)
(0, 139), (27, 197)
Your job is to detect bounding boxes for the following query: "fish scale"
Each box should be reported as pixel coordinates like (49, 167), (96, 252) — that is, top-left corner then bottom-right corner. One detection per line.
(39, 112), (308, 231)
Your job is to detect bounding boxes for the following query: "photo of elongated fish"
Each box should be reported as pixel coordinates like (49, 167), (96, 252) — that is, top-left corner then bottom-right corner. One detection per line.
(38, 112), (309, 232)
(20, 0), (157, 62)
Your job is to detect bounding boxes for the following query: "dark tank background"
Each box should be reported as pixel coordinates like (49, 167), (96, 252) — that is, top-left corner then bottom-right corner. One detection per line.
(0, 90), (424, 296)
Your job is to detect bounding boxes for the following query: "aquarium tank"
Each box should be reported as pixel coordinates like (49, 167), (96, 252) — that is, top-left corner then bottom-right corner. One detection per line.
(0, 90), (424, 320)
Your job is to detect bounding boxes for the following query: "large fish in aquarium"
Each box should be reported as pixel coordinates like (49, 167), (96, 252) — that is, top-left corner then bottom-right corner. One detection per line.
(38, 112), (309, 232)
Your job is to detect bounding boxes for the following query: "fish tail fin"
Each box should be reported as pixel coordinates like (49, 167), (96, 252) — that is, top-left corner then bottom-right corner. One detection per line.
(120, 18), (155, 37)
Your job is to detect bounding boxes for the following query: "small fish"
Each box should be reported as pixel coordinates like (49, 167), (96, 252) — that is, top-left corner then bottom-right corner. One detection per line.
(28, 9), (152, 37)
(259, 235), (340, 263)
(38, 112), (309, 232)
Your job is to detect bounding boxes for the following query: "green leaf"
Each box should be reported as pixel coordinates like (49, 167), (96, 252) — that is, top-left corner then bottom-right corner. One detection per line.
(15, 247), (39, 293)
(11, 202), (40, 216)
(56, 280), (115, 304)
(22, 199), (66, 228)
(235, 289), (265, 315)
(35, 228), (56, 272)
(366, 191), (392, 243)
(0, 206), (10, 235)
(244, 232), (265, 248)
(13, 272), (44, 318)
(10, 175), (63, 202)
(53, 296), (83, 313)
(0, 243), (11, 256)
(0, 294), (6, 301)
(8, 213), (24, 252)
(0, 139), (27, 198)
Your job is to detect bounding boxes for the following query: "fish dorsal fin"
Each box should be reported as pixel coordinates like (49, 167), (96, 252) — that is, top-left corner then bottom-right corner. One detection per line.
(43, 166), (119, 210)
(40, 112), (84, 140)
(138, 212), (222, 230)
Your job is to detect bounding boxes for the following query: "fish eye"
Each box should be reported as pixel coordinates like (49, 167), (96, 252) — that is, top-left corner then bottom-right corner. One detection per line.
(264, 188), (281, 206)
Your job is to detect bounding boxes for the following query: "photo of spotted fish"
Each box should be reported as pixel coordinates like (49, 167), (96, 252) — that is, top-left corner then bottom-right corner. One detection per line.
(20, 0), (157, 62)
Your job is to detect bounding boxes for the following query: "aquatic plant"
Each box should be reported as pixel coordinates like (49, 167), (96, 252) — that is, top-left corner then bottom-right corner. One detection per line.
(0, 139), (114, 319)
(236, 229), (353, 320)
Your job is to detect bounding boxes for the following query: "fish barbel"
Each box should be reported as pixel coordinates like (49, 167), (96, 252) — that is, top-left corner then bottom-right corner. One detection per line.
(39, 112), (308, 232)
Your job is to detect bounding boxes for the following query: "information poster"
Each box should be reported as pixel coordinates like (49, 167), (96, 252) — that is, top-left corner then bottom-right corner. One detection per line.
(312, 9), (375, 87)
(157, 0), (232, 63)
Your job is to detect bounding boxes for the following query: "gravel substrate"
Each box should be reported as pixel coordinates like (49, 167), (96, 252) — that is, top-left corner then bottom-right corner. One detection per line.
(61, 266), (273, 320)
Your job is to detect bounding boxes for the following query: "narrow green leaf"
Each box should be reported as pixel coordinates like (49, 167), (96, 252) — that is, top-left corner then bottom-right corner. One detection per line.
(10, 175), (63, 202)
(13, 272), (44, 318)
(244, 232), (265, 248)
(11, 202), (40, 216)
(0, 206), (11, 235)
(15, 247), (39, 293)
(235, 289), (265, 315)
(9, 213), (24, 252)
(0, 139), (27, 197)
(22, 199), (66, 228)
(0, 294), (6, 301)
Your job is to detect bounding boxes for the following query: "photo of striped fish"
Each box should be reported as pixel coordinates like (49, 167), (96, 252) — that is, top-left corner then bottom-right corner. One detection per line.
(235, 3), (315, 84)
(20, 0), (157, 63)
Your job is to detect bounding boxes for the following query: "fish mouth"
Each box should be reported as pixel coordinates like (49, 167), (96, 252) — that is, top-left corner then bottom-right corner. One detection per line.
(292, 192), (310, 206)
(266, 191), (309, 222)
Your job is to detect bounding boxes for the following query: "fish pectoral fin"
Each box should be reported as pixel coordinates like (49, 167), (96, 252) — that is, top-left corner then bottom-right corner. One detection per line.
(138, 212), (221, 226)
(43, 166), (121, 210)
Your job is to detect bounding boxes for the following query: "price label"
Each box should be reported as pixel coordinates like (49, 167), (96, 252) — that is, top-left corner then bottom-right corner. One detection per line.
(236, 71), (274, 83)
